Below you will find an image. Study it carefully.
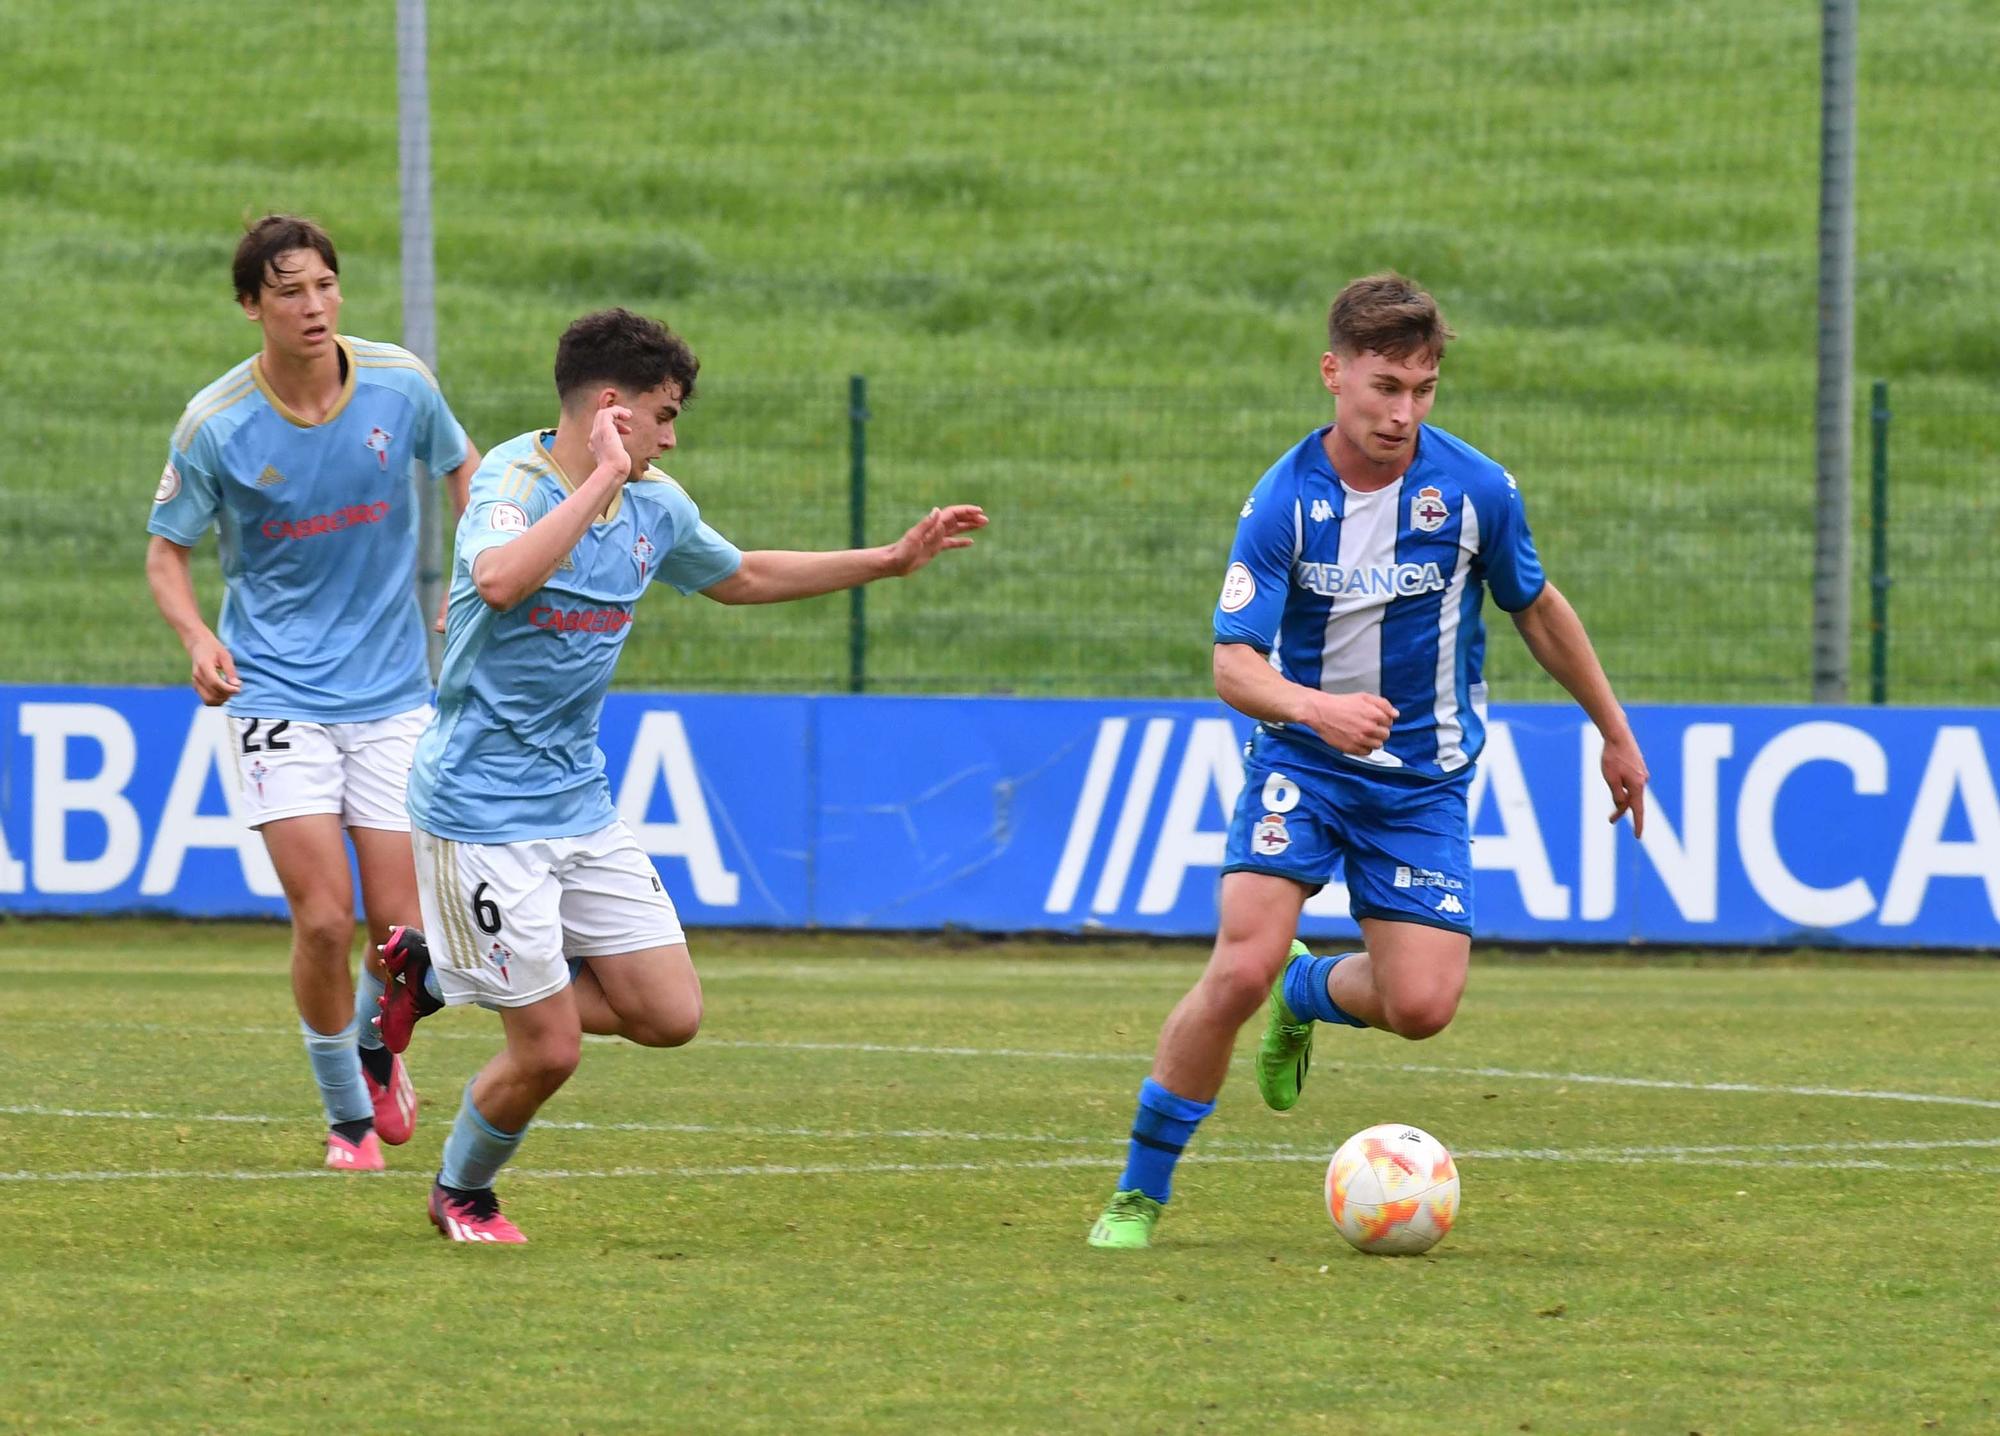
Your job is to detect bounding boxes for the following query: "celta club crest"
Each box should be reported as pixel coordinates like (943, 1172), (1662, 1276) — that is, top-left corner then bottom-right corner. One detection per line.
(248, 759), (269, 800)
(363, 426), (393, 471)
(485, 941), (513, 984)
(1411, 484), (1449, 533)
(633, 533), (655, 576)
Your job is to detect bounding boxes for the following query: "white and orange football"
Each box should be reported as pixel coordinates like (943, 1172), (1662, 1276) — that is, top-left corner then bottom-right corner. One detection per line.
(1325, 1123), (1460, 1255)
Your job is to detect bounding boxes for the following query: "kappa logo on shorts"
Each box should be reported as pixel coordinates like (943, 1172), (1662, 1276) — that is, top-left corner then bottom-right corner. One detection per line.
(1252, 813), (1291, 856)
(1436, 893), (1466, 916)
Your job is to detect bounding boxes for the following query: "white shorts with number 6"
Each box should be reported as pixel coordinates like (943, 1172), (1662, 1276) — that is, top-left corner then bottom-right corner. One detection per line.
(228, 705), (432, 831)
(412, 819), (686, 1009)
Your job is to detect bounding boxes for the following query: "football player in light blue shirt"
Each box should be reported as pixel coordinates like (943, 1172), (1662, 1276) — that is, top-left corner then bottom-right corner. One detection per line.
(381, 308), (985, 1242)
(1089, 274), (1650, 1250)
(144, 216), (481, 1173)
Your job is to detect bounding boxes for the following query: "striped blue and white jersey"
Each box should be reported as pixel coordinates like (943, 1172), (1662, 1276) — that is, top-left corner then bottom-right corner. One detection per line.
(1213, 423), (1545, 780)
(147, 336), (470, 721)
(407, 430), (743, 843)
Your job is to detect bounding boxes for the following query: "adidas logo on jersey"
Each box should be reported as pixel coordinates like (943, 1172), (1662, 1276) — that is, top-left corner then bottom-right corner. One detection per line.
(257, 465), (286, 487)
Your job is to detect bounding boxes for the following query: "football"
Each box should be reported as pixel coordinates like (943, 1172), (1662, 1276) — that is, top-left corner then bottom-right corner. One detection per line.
(1325, 1123), (1460, 1255)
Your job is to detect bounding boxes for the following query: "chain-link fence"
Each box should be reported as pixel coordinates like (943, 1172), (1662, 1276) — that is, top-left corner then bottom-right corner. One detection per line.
(2, 1), (1993, 704)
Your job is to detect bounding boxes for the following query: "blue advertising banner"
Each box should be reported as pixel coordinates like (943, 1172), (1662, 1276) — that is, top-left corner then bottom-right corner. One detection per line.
(2, 687), (1996, 948)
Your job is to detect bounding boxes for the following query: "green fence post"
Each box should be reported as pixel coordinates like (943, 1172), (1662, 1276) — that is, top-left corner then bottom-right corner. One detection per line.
(848, 374), (869, 694)
(1868, 378), (1890, 704)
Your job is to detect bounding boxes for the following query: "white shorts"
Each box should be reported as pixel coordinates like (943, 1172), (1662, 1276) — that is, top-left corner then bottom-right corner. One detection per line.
(412, 819), (686, 1009)
(228, 705), (432, 831)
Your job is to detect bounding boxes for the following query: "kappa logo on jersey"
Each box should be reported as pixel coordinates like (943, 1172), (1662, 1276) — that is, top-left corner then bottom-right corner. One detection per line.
(1310, 498), (1334, 523)
(489, 501), (529, 534)
(1219, 562), (1256, 613)
(1436, 893), (1466, 916)
(1412, 485), (1449, 533)
(1252, 813), (1290, 856)
(256, 465), (286, 488)
(1239, 495), (1255, 518)
(364, 426), (393, 471)
(528, 605), (635, 635)
(261, 501), (392, 541)
(1295, 560), (1447, 599)
(154, 462), (181, 505)
(633, 532), (655, 577)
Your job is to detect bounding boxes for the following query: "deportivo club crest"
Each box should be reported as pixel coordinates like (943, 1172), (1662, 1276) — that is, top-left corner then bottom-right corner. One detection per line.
(363, 426), (393, 470)
(1412, 485), (1449, 533)
(633, 533), (655, 577)
(1252, 813), (1290, 856)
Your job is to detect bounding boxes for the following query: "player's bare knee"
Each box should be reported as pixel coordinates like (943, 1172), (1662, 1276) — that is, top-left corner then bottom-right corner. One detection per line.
(1379, 993), (1458, 1041)
(1201, 955), (1275, 1024)
(525, 1036), (582, 1087)
(627, 1005), (701, 1048)
(291, 906), (354, 961)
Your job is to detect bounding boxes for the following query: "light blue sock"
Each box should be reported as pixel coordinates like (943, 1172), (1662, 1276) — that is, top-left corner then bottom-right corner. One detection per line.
(439, 1081), (527, 1191)
(424, 965), (443, 1003)
(1117, 1078), (1215, 1203)
(354, 968), (387, 1050)
(1283, 950), (1371, 1028)
(300, 1016), (372, 1125)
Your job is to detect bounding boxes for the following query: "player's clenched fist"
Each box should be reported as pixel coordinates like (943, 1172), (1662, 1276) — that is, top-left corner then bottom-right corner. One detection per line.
(589, 404), (634, 481)
(187, 633), (242, 706)
(1307, 691), (1398, 756)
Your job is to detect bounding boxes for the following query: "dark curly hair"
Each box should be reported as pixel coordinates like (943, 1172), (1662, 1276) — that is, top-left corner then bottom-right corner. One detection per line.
(232, 214), (338, 303)
(554, 308), (700, 408)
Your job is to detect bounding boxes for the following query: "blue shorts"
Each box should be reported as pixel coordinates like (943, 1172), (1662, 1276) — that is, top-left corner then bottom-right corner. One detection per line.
(1222, 731), (1474, 934)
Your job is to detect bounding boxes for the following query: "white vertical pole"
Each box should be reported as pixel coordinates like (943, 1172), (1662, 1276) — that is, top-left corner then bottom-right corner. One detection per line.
(396, 0), (444, 675)
(1812, 0), (1858, 701)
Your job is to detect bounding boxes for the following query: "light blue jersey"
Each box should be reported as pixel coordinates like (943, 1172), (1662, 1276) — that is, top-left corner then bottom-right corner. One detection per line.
(148, 337), (471, 721)
(1213, 424), (1545, 780)
(407, 431), (743, 843)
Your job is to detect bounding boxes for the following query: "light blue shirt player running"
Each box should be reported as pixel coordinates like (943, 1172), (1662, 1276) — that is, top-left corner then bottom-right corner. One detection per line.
(407, 430), (742, 843)
(147, 336), (471, 721)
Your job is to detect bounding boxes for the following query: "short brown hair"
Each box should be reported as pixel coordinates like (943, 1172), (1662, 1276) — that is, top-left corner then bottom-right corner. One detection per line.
(233, 214), (338, 302)
(554, 308), (700, 408)
(1327, 272), (1454, 363)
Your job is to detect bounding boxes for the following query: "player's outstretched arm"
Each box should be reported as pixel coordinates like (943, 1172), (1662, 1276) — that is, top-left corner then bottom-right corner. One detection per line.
(435, 444), (483, 631)
(145, 535), (240, 705)
(1511, 583), (1648, 836)
(1212, 642), (1397, 757)
(702, 504), (986, 606)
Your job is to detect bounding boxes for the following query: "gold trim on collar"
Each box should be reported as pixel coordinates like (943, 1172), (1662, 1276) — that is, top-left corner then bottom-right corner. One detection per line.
(534, 430), (627, 525)
(252, 336), (359, 429)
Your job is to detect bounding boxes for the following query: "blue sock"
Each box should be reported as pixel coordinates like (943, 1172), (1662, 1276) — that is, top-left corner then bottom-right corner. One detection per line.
(354, 968), (387, 1050)
(1283, 950), (1371, 1028)
(300, 1016), (372, 1125)
(438, 1081), (527, 1191)
(1117, 1078), (1214, 1203)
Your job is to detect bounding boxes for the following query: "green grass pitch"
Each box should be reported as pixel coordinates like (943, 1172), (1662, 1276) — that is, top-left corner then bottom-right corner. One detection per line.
(2, 921), (1995, 1433)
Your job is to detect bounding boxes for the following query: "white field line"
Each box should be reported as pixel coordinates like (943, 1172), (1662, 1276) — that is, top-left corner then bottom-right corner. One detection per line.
(5, 1102), (2000, 1163)
(7, 1148), (2000, 1185)
(9, 1021), (2000, 1112)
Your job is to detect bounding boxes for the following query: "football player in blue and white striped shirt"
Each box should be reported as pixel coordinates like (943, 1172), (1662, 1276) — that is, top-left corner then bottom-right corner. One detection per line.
(1091, 274), (1649, 1249)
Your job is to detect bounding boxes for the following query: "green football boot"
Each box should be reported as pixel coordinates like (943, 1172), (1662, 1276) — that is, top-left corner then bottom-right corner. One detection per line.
(1088, 1189), (1164, 1250)
(1256, 939), (1317, 1112)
